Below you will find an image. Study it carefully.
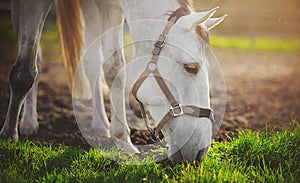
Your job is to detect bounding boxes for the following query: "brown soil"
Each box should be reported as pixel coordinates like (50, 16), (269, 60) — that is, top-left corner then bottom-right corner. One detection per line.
(1, 48), (299, 150)
(216, 49), (300, 140)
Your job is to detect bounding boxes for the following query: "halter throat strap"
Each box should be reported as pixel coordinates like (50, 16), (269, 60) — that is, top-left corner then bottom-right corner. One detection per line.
(131, 7), (215, 140)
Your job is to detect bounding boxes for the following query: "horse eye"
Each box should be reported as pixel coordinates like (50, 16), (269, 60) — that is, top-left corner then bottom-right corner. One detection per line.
(183, 63), (200, 75)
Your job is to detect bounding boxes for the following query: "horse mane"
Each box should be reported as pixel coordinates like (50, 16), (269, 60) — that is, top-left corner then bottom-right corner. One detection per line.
(177, 0), (194, 12)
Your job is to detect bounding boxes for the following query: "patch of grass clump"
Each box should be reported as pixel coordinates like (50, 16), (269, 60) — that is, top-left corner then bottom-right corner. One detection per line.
(0, 121), (299, 182)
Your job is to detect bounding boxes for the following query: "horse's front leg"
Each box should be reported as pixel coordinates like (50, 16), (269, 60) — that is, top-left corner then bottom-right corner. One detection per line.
(79, 0), (111, 138)
(0, 0), (53, 141)
(103, 50), (139, 154)
(96, 0), (139, 154)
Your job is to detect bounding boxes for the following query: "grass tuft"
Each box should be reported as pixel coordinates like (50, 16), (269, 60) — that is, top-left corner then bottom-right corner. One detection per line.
(0, 121), (299, 182)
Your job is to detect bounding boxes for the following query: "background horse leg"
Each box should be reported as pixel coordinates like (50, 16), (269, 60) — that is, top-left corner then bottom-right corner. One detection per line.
(95, 0), (139, 153)
(0, 0), (53, 141)
(79, 0), (110, 138)
(19, 46), (42, 135)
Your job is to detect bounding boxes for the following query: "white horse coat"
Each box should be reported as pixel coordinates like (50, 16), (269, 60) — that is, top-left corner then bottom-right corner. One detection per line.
(0, 0), (225, 163)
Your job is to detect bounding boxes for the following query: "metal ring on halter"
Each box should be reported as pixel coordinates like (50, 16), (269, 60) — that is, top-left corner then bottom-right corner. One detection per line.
(170, 104), (184, 117)
(147, 61), (157, 71)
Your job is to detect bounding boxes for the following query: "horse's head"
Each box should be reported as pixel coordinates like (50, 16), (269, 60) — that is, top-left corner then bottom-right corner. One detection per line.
(129, 7), (226, 164)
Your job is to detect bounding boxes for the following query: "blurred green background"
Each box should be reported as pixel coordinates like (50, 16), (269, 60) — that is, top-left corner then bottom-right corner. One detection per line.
(1, 0), (300, 54)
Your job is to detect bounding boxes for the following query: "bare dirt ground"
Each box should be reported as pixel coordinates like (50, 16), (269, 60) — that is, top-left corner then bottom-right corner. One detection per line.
(1, 44), (299, 149)
(0, 7), (299, 148)
(216, 49), (300, 138)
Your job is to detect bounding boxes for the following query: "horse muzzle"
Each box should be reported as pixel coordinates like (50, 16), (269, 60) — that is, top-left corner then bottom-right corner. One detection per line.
(169, 145), (210, 164)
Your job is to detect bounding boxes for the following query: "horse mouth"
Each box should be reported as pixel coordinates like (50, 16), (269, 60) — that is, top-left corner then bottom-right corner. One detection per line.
(195, 146), (210, 162)
(169, 145), (210, 164)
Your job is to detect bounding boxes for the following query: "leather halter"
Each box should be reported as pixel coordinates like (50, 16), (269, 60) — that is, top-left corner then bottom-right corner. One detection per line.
(131, 7), (215, 140)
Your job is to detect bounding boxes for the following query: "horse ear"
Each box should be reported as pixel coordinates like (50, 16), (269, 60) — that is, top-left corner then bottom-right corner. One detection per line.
(202, 14), (227, 30)
(177, 7), (219, 30)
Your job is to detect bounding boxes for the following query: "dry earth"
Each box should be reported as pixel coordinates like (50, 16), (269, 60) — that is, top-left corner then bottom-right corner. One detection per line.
(1, 45), (299, 149)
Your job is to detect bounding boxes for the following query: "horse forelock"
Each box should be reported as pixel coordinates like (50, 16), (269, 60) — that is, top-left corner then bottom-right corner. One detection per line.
(196, 25), (210, 45)
(177, 0), (194, 12)
(172, 0), (210, 45)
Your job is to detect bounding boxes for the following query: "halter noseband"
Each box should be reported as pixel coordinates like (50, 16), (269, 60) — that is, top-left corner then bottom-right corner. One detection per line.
(131, 7), (215, 140)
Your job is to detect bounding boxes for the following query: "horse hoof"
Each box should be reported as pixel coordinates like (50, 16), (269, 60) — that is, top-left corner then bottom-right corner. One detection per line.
(0, 129), (19, 142)
(124, 145), (140, 154)
(99, 137), (116, 149)
(19, 122), (39, 136)
(113, 138), (140, 154)
(90, 123), (110, 138)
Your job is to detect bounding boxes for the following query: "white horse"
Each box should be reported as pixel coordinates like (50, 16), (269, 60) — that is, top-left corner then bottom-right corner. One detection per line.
(0, 0), (225, 164)
(118, 0), (225, 163)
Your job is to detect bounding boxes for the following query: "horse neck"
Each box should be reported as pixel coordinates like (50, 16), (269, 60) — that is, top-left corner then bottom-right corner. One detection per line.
(120, 0), (182, 57)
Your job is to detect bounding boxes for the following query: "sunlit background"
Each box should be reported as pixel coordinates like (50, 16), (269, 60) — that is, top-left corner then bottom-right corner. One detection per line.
(197, 0), (300, 37)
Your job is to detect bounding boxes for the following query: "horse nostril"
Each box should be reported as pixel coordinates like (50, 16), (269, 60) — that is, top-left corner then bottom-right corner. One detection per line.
(183, 63), (200, 75)
(196, 146), (209, 162)
(170, 150), (184, 164)
(169, 146), (210, 164)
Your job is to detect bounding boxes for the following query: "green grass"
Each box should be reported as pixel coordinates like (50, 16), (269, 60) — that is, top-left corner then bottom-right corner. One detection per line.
(124, 33), (300, 52)
(40, 24), (61, 56)
(210, 35), (300, 52)
(1, 121), (299, 182)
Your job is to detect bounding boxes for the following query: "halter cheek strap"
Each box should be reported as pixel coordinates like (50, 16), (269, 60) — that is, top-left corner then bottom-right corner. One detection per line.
(131, 7), (215, 140)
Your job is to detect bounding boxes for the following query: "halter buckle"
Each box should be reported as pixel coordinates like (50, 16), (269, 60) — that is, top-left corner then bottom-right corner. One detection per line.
(154, 34), (168, 48)
(170, 104), (184, 117)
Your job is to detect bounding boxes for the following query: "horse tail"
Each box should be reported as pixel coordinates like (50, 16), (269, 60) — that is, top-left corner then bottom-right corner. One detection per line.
(56, 0), (90, 98)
